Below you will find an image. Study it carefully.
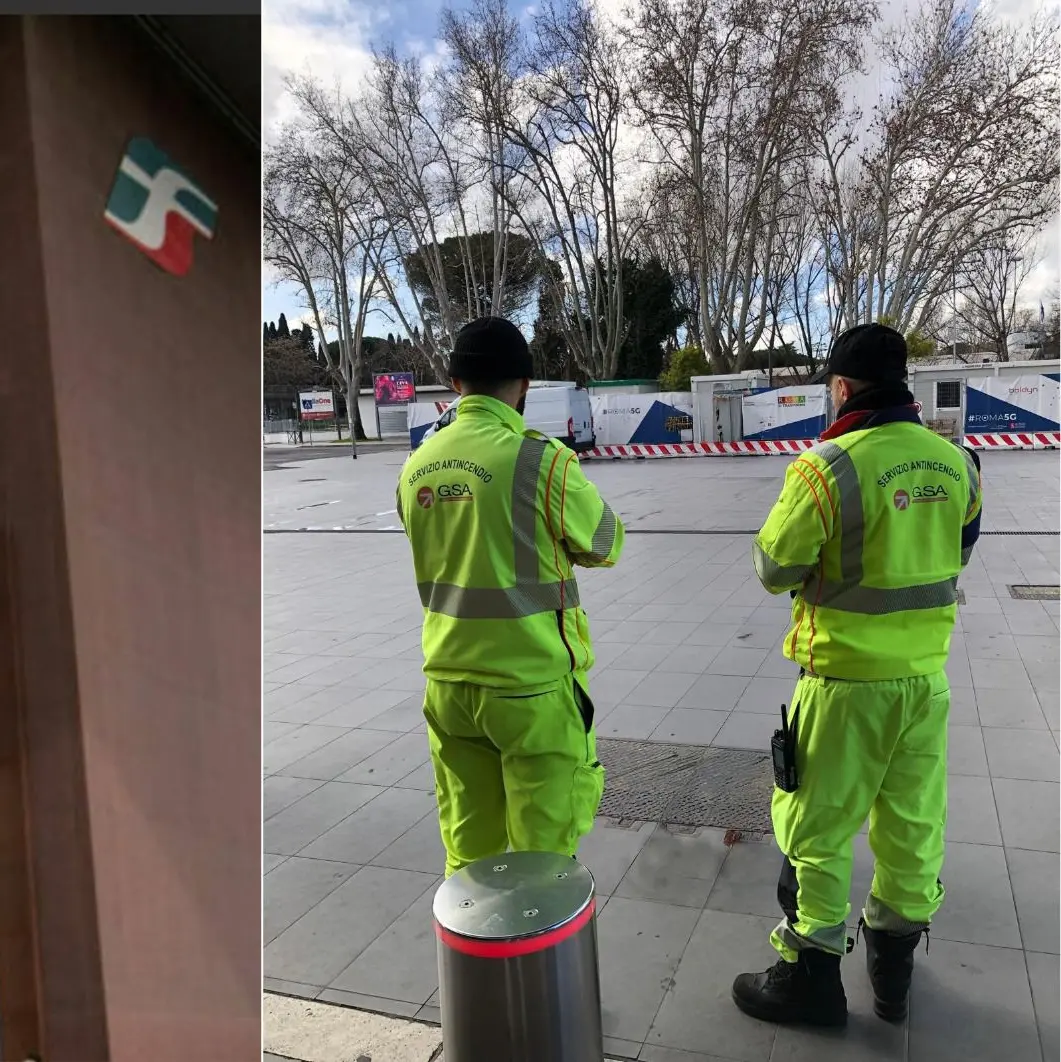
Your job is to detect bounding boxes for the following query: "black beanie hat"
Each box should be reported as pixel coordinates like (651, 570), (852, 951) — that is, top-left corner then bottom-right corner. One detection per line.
(448, 317), (533, 381)
(812, 323), (908, 384)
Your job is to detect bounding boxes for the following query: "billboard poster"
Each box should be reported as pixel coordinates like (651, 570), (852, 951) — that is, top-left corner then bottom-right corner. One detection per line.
(742, 386), (827, 440)
(298, 391), (334, 421)
(964, 373), (1060, 434)
(374, 372), (417, 406)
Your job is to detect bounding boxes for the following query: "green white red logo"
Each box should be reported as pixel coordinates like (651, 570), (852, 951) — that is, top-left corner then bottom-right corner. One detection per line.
(417, 487), (435, 509)
(893, 490), (910, 510)
(104, 137), (217, 276)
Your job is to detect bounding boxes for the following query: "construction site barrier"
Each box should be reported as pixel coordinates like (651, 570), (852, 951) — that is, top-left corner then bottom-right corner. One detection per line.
(579, 440), (815, 459)
(434, 851), (603, 1062)
(963, 432), (1061, 450)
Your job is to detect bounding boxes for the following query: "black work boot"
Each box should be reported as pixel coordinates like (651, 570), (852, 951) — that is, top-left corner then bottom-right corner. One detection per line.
(860, 919), (923, 1022)
(732, 949), (847, 1026)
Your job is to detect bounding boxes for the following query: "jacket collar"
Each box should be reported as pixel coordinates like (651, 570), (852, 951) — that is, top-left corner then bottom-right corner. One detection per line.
(821, 385), (922, 440)
(455, 393), (525, 433)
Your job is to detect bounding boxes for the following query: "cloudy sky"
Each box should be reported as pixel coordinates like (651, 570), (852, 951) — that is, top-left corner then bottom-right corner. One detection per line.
(262, 0), (1060, 343)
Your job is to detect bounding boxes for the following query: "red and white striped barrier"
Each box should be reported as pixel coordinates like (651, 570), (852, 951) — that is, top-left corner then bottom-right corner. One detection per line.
(962, 432), (1061, 450)
(579, 440), (815, 460)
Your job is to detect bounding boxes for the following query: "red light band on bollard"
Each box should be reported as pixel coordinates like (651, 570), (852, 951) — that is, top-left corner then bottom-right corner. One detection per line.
(435, 898), (596, 959)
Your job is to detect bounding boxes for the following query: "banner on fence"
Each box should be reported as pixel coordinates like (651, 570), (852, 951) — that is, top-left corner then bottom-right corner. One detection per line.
(299, 391), (334, 421)
(374, 372), (417, 406)
(741, 386), (827, 440)
(964, 373), (1060, 434)
(589, 392), (694, 445)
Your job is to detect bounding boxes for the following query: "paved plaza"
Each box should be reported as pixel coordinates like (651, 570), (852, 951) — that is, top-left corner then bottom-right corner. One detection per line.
(264, 448), (1060, 1062)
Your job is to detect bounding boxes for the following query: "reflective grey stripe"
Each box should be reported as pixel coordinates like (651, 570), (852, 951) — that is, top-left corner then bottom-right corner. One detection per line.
(586, 503), (617, 562)
(863, 895), (930, 935)
(513, 437), (548, 582)
(753, 540), (813, 590)
(773, 918), (848, 958)
(419, 579), (581, 619)
(804, 442), (956, 616)
(960, 545), (973, 566)
(814, 442), (862, 582)
(807, 576), (958, 615)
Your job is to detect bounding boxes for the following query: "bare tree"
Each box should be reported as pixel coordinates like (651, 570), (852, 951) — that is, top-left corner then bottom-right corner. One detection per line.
(954, 230), (1043, 360)
(263, 113), (387, 454)
(816, 0), (1059, 334)
(625, 0), (874, 373)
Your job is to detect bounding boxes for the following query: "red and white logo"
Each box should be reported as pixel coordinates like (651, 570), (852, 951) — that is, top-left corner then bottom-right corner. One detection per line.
(416, 486), (435, 509)
(893, 490), (910, 510)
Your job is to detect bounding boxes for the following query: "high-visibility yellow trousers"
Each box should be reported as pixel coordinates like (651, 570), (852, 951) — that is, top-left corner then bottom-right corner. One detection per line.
(424, 672), (605, 877)
(770, 670), (949, 961)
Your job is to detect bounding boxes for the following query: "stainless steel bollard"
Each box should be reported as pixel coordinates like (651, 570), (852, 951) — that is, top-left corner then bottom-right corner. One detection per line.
(433, 850), (604, 1062)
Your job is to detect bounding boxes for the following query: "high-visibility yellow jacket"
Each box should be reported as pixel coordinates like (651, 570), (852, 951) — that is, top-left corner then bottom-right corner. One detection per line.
(754, 408), (982, 681)
(397, 394), (624, 688)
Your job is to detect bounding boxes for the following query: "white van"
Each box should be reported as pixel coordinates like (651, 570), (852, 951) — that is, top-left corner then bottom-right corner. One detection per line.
(416, 384), (596, 452)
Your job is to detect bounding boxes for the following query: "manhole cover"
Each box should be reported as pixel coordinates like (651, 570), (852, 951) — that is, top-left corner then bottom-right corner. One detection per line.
(597, 738), (773, 831)
(1008, 585), (1060, 600)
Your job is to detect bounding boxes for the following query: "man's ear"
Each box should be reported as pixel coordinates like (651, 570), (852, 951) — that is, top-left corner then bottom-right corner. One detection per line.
(520, 378), (531, 396)
(451, 377), (464, 395)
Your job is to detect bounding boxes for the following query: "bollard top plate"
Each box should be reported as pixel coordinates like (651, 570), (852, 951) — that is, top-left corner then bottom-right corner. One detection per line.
(433, 851), (595, 941)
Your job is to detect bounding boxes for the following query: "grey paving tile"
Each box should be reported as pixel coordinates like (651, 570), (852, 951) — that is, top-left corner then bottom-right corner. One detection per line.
(946, 775), (1002, 845)
(264, 856), (360, 944)
(316, 988), (422, 1018)
(277, 728), (401, 782)
(705, 839), (782, 919)
(371, 811), (446, 874)
(947, 725), (989, 776)
(592, 669), (651, 706)
(263, 781), (384, 857)
(710, 648), (771, 677)
(310, 688), (414, 728)
(1006, 847), (1059, 955)
(598, 704), (671, 739)
(639, 1047), (746, 1062)
(330, 886), (440, 1003)
(1017, 634), (1060, 663)
(725, 625), (782, 651)
(263, 720), (300, 745)
(962, 612), (1012, 637)
(993, 778), (1060, 852)
(262, 976), (319, 999)
(338, 731), (432, 786)
(733, 677), (797, 715)
(599, 621), (700, 645)
(264, 724), (352, 776)
(1026, 951), (1060, 1061)
(360, 694), (428, 733)
(597, 896), (701, 1044)
(578, 819), (656, 895)
(616, 826), (728, 908)
(264, 853), (288, 874)
(946, 655), (973, 688)
(266, 654), (345, 684)
(264, 865), (437, 987)
(650, 708), (729, 745)
(301, 787), (436, 864)
(983, 727), (1060, 781)
(975, 686), (1049, 730)
(683, 623), (738, 647)
(713, 713), (775, 752)
(1026, 659), (1061, 692)
(756, 651), (800, 680)
(648, 909), (778, 1061)
(1006, 607), (1060, 636)
(657, 644), (724, 674)
(264, 775), (324, 820)
(908, 939), (1042, 1062)
(679, 675), (752, 712)
(394, 760), (437, 791)
(605, 1035), (644, 1059)
(616, 642), (685, 671)
(931, 841), (1021, 949)
(971, 657), (1033, 690)
(947, 687), (979, 726)
(624, 672), (702, 709)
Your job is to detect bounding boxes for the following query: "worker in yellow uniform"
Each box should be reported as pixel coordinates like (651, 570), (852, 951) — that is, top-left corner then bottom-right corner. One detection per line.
(396, 316), (624, 878)
(732, 323), (982, 1027)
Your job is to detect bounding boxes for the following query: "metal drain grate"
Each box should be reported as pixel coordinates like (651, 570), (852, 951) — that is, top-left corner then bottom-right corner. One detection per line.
(1008, 584), (1060, 600)
(597, 738), (773, 831)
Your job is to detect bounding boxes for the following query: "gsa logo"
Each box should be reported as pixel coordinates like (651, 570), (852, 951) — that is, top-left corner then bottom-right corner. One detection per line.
(104, 137), (218, 276)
